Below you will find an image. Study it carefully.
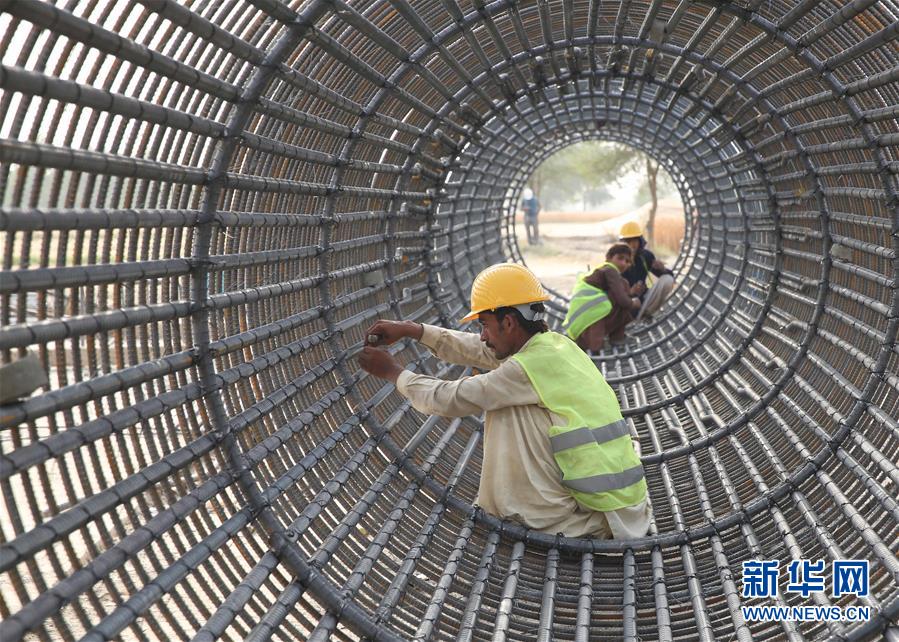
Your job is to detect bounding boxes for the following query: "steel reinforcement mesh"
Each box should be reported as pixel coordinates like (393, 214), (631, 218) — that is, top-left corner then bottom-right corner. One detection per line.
(0, 0), (897, 640)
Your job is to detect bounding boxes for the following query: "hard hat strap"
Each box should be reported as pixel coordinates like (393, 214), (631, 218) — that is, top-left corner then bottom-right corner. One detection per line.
(512, 302), (545, 321)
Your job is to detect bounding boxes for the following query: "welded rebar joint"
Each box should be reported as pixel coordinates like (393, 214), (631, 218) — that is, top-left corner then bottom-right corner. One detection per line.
(566, 47), (583, 76)
(532, 56), (547, 86)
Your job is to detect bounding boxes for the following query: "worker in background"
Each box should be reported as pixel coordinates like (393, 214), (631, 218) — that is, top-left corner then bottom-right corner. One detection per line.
(618, 221), (675, 321)
(563, 244), (641, 353)
(358, 263), (651, 540)
(521, 187), (541, 245)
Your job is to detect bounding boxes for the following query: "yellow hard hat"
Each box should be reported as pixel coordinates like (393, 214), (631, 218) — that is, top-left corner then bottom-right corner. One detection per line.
(619, 221), (643, 239)
(459, 263), (549, 322)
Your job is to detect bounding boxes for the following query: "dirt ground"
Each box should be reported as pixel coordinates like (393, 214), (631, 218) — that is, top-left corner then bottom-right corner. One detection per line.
(514, 199), (684, 294)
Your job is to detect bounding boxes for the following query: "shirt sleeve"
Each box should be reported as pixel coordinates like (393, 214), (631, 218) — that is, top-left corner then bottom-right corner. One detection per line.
(583, 267), (604, 289)
(603, 268), (634, 308)
(650, 258), (673, 276)
(396, 359), (540, 418)
(643, 249), (673, 277)
(419, 324), (503, 371)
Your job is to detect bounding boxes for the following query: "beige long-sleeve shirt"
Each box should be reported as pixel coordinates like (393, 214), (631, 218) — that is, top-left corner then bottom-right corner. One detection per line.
(396, 325), (652, 539)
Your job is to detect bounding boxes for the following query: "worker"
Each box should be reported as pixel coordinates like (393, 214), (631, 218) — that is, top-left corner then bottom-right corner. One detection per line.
(521, 187), (541, 245)
(358, 263), (651, 539)
(618, 221), (675, 321)
(563, 244), (641, 352)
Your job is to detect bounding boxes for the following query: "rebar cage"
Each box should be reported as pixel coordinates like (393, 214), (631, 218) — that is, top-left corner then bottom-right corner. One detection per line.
(0, 0), (897, 640)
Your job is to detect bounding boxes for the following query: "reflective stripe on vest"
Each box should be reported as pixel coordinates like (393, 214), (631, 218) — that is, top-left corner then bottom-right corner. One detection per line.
(562, 263), (616, 340)
(562, 465), (646, 494)
(570, 286), (599, 299)
(561, 293), (609, 333)
(512, 332), (647, 512)
(549, 418), (630, 452)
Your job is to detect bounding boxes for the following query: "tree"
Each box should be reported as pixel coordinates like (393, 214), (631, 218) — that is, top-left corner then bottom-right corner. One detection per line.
(583, 186), (612, 210)
(644, 157), (660, 245)
(527, 141), (672, 231)
(528, 141), (641, 209)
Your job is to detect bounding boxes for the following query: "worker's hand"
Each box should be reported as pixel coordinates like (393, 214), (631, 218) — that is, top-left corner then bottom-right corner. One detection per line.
(358, 346), (404, 383)
(363, 320), (423, 347)
(631, 297), (642, 311)
(629, 282), (646, 296)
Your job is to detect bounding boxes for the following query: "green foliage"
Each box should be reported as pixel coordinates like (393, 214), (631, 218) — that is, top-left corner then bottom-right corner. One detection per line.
(636, 167), (676, 203)
(528, 141), (678, 210)
(529, 141), (642, 208)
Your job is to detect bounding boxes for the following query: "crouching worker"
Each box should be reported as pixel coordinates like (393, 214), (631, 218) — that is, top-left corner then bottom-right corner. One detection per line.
(358, 263), (651, 539)
(619, 221), (675, 322)
(563, 244), (641, 352)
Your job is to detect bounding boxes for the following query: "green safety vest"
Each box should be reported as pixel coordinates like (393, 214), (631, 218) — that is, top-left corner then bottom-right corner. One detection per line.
(513, 332), (647, 512)
(562, 262), (616, 340)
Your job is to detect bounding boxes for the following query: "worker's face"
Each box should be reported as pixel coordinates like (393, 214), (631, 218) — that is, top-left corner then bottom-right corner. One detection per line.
(477, 312), (515, 359)
(609, 252), (633, 273)
(623, 237), (641, 252)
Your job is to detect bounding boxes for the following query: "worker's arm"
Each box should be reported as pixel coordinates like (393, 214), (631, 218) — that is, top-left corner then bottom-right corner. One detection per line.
(396, 359), (539, 418)
(602, 267), (641, 310)
(643, 249), (674, 277)
(364, 320), (501, 370)
(650, 259), (674, 277)
(418, 324), (503, 370)
(617, 266), (645, 296)
(583, 267), (604, 290)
